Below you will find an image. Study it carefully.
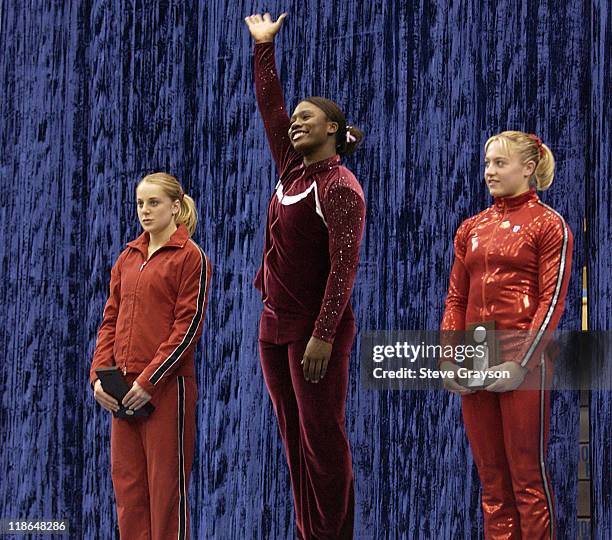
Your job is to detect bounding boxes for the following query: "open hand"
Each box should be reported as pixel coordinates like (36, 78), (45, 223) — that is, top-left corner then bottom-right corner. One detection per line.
(122, 381), (152, 411)
(244, 12), (287, 43)
(93, 379), (120, 413)
(302, 336), (333, 383)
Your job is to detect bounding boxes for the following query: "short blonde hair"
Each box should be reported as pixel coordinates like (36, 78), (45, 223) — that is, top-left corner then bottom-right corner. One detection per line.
(484, 131), (555, 191)
(138, 172), (198, 235)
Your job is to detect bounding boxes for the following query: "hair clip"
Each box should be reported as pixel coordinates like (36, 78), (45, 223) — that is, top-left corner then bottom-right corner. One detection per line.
(346, 126), (356, 144)
(527, 134), (544, 158)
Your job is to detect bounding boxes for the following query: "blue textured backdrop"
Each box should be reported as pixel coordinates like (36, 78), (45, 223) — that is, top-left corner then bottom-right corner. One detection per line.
(0, 1), (608, 539)
(588, 0), (612, 536)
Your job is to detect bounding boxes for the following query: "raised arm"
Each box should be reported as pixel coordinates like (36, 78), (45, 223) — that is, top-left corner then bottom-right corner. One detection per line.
(245, 12), (297, 172)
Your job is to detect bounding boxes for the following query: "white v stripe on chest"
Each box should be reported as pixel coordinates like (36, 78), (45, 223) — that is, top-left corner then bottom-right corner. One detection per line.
(275, 180), (328, 227)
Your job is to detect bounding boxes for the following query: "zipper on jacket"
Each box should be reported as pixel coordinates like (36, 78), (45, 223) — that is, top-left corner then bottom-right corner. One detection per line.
(124, 253), (149, 374)
(125, 245), (176, 373)
(139, 244), (172, 271)
(482, 205), (507, 318)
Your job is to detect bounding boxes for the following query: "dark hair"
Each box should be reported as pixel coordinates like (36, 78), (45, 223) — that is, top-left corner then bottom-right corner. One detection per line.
(301, 96), (364, 156)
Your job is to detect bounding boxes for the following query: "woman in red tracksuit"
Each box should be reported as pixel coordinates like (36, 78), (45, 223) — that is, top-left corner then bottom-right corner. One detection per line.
(441, 131), (573, 539)
(244, 13), (366, 540)
(90, 172), (211, 540)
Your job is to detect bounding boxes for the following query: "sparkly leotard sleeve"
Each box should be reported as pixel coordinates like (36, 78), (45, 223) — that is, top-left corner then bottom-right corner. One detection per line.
(314, 178), (366, 343)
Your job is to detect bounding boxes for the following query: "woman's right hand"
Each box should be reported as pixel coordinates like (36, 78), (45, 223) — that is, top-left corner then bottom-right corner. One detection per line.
(439, 361), (476, 395)
(244, 12), (287, 43)
(93, 379), (120, 413)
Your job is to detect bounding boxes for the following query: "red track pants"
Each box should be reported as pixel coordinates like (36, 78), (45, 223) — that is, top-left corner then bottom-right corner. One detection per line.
(259, 318), (356, 540)
(461, 359), (555, 539)
(110, 375), (197, 540)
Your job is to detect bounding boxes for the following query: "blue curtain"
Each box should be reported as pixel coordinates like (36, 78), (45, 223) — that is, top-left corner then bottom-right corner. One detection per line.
(588, 1), (612, 537)
(0, 1), (607, 538)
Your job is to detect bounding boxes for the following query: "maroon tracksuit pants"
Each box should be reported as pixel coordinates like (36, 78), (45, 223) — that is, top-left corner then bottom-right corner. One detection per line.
(110, 375), (197, 540)
(461, 359), (555, 539)
(259, 317), (356, 540)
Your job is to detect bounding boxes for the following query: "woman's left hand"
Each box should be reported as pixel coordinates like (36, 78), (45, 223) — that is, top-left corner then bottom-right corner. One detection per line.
(122, 381), (152, 410)
(302, 336), (333, 383)
(244, 12), (287, 43)
(485, 362), (528, 392)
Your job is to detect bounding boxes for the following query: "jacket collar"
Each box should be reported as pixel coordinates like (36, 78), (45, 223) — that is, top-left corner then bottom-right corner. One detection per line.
(493, 187), (538, 211)
(127, 223), (190, 256)
(299, 154), (341, 175)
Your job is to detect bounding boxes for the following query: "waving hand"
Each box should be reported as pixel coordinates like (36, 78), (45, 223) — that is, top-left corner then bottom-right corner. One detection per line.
(244, 12), (287, 43)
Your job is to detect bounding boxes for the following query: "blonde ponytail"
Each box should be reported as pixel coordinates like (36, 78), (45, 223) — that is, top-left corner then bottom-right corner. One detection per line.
(176, 193), (198, 236)
(533, 143), (555, 191)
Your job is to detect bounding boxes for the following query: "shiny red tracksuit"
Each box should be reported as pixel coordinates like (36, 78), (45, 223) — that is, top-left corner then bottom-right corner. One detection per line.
(90, 224), (211, 540)
(253, 42), (366, 539)
(441, 189), (573, 539)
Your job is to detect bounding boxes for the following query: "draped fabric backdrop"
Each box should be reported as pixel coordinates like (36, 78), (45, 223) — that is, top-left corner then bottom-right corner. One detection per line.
(0, 1), (608, 538)
(588, 1), (612, 537)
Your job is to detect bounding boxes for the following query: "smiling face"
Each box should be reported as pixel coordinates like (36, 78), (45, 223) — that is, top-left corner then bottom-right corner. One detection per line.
(484, 139), (536, 198)
(136, 181), (179, 237)
(288, 101), (338, 155)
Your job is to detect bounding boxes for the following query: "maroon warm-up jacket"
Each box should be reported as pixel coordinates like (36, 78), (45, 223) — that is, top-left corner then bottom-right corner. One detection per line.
(253, 42), (366, 344)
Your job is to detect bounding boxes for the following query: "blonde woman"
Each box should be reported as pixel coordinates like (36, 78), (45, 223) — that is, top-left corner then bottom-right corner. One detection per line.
(90, 173), (211, 540)
(441, 132), (573, 539)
